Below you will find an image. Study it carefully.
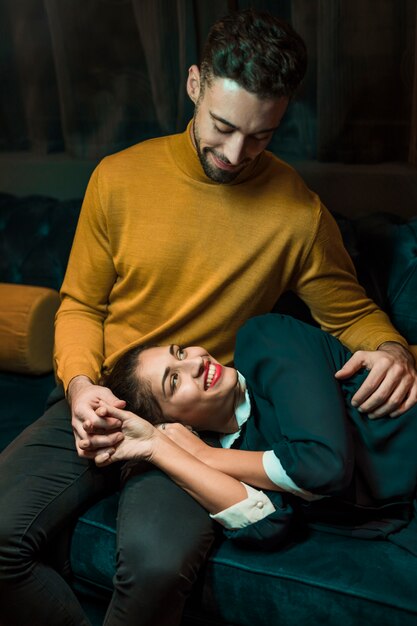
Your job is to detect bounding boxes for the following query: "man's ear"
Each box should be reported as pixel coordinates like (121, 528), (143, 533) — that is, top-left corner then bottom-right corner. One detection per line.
(186, 65), (202, 104)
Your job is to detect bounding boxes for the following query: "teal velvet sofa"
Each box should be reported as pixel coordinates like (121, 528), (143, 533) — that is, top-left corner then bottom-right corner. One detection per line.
(0, 193), (80, 450)
(1, 191), (417, 626)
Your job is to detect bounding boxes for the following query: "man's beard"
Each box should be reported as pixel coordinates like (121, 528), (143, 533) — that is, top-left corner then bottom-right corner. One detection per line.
(192, 120), (245, 184)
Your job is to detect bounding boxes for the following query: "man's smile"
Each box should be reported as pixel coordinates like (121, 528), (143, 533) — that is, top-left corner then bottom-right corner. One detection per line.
(209, 151), (246, 172)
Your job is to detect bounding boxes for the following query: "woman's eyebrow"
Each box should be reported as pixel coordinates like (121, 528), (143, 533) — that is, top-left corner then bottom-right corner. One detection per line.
(161, 345), (175, 397)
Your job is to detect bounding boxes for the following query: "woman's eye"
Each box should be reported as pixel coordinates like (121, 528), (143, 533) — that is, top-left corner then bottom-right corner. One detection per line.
(176, 347), (185, 360)
(171, 373), (179, 392)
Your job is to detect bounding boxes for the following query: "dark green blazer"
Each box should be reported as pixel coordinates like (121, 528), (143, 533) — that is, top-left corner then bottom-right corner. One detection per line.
(224, 314), (417, 550)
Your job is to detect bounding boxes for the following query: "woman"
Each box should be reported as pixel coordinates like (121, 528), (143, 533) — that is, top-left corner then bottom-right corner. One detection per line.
(91, 314), (417, 550)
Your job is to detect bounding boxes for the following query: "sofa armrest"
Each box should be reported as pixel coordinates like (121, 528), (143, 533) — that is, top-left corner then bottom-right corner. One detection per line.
(0, 283), (60, 375)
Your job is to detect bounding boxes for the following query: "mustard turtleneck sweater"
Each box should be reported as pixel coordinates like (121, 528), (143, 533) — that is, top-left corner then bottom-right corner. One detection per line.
(54, 124), (407, 390)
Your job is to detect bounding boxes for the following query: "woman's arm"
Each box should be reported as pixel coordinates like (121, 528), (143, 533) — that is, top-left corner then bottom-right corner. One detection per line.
(93, 403), (249, 515)
(157, 423), (280, 490)
(150, 436), (250, 514)
(155, 423), (321, 501)
(93, 403), (295, 549)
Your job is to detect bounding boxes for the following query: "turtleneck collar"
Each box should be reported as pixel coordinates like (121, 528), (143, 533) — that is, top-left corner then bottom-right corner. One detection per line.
(167, 120), (266, 186)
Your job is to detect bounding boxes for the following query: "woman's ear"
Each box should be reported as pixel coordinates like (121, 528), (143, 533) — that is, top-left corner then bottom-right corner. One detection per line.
(186, 65), (202, 104)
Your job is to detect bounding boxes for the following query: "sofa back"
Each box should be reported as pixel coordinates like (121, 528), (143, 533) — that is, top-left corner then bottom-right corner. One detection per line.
(0, 193), (81, 290)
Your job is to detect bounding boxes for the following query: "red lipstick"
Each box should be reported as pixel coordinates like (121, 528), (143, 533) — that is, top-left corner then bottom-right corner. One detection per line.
(204, 361), (223, 389)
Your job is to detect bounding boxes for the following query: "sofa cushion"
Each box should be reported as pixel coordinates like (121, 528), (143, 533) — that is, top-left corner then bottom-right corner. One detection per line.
(202, 530), (417, 626)
(354, 215), (417, 344)
(0, 371), (56, 450)
(0, 283), (60, 374)
(0, 193), (81, 291)
(71, 493), (417, 626)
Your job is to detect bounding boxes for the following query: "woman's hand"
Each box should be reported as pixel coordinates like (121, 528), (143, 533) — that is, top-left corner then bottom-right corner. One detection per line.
(156, 422), (209, 459)
(92, 402), (159, 466)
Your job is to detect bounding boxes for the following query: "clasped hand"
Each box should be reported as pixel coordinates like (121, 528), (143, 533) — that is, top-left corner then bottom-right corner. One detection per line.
(68, 378), (126, 458)
(91, 402), (158, 466)
(335, 342), (417, 417)
(91, 404), (206, 466)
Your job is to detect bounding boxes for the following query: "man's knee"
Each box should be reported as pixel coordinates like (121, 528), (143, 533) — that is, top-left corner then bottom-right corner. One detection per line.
(113, 467), (215, 611)
(114, 540), (203, 602)
(114, 515), (215, 597)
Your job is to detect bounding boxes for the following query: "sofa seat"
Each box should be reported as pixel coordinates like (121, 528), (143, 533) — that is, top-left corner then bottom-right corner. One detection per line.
(71, 492), (417, 626)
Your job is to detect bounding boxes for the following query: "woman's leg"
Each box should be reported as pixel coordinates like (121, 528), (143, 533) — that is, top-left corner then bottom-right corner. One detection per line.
(104, 466), (215, 626)
(0, 392), (118, 626)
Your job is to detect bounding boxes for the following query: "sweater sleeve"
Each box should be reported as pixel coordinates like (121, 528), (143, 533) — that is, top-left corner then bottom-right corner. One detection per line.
(54, 164), (117, 390)
(294, 204), (408, 352)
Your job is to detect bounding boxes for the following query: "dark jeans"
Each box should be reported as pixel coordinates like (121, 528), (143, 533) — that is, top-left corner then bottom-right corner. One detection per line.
(0, 389), (215, 626)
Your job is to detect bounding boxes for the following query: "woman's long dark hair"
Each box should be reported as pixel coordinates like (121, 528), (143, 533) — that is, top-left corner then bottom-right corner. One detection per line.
(101, 344), (165, 425)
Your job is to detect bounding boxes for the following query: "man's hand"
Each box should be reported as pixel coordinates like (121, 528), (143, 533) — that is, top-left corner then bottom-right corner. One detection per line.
(93, 402), (160, 466)
(68, 375), (126, 458)
(335, 342), (417, 418)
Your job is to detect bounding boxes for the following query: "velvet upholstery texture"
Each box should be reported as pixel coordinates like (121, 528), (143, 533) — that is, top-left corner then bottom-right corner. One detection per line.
(71, 493), (417, 626)
(0, 194), (81, 448)
(1, 192), (417, 626)
(0, 193), (80, 289)
(353, 214), (417, 344)
(0, 370), (56, 451)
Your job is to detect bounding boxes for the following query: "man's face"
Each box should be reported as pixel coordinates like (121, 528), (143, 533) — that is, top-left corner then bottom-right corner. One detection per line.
(187, 67), (289, 183)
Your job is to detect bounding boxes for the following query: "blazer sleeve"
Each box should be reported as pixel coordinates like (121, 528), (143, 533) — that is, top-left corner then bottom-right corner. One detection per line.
(223, 491), (294, 550)
(235, 314), (356, 494)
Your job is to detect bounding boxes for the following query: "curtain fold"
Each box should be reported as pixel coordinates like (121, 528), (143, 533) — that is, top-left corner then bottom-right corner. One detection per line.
(1, 0), (62, 153)
(131, 0), (182, 134)
(317, 0), (415, 163)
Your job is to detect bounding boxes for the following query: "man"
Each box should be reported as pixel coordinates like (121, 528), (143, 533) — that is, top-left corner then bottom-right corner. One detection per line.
(0, 9), (416, 626)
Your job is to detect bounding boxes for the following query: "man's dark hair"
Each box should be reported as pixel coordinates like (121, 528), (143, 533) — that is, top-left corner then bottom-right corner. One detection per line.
(101, 344), (165, 425)
(200, 8), (307, 99)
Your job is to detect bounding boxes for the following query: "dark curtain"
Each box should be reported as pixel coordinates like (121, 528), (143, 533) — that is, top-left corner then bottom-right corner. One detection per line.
(0, 0), (416, 162)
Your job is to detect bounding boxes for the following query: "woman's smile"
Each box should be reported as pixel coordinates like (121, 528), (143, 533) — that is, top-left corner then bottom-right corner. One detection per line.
(136, 345), (243, 432)
(204, 361), (222, 389)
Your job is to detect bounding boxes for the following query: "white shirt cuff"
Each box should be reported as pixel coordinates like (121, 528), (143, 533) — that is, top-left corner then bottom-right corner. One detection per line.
(209, 483), (276, 529)
(262, 450), (324, 501)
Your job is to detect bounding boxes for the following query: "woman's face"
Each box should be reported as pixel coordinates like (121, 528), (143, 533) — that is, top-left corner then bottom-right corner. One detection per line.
(137, 344), (241, 432)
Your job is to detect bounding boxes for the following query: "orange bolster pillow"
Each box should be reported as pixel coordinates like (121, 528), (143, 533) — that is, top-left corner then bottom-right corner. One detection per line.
(0, 283), (60, 375)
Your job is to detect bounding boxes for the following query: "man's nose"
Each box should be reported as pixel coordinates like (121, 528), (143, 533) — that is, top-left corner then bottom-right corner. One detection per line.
(224, 134), (247, 165)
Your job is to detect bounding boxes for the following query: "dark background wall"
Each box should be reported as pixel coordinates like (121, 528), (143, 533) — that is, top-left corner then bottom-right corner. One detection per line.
(0, 0), (416, 203)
